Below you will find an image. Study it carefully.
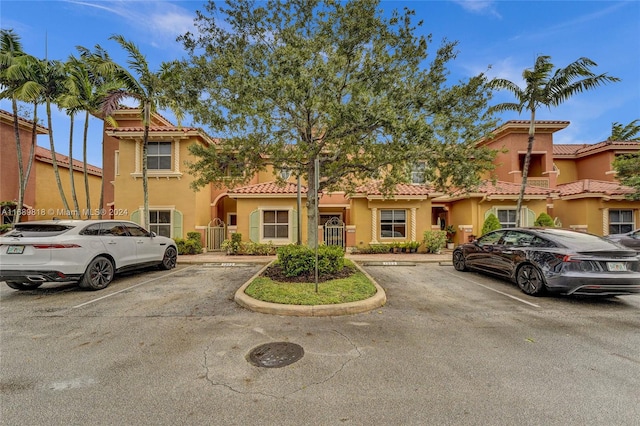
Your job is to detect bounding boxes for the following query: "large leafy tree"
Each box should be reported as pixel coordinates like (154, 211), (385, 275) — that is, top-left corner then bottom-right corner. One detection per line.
(610, 119), (640, 141)
(613, 153), (640, 200)
(490, 56), (619, 226)
(169, 0), (498, 246)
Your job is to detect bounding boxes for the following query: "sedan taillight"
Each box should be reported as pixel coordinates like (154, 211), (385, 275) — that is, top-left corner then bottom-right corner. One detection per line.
(33, 244), (81, 249)
(556, 254), (581, 263)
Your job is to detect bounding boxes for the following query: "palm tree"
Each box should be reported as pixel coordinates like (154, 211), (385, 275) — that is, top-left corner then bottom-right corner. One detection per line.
(0, 30), (40, 223)
(610, 120), (640, 141)
(97, 35), (179, 227)
(76, 44), (119, 219)
(34, 58), (73, 217)
(490, 56), (620, 226)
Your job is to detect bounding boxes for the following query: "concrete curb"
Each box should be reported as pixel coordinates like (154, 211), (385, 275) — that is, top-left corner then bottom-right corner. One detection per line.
(233, 260), (387, 317)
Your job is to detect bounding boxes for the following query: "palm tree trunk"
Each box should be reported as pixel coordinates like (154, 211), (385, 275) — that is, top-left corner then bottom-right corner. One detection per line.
(68, 115), (80, 218)
(515, 112), (536, 227)
(142, 102), (150, 228)
(11, 99), (25, 224)
(83, 111), (91, 218)
(46, 99), (72, 218)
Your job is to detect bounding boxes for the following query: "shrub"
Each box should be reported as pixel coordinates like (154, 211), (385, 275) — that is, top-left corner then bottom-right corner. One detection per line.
(221, 232), (243, 255)
(277, 244), (345, 277)
(534, 212), (555, 227)
(481, 213), (502, 235)
(356, 244), (393, 254)
(423, 230), (447, 253)
(242, 241), (276, 255)
(174, 231), (203, 255)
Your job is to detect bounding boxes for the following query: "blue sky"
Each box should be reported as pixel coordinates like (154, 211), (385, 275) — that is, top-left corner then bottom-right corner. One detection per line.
(1, 0), (639, 167)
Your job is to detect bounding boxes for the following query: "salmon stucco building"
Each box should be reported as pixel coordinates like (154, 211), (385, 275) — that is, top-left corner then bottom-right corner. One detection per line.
(2, 107), (638, 251)
(99, 109), (639, 251)
(0, 110), (102, 224)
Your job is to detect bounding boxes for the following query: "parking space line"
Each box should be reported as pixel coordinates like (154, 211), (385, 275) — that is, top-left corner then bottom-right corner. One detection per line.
(441, 270), (541, 308)
(72, 265), (197, 309)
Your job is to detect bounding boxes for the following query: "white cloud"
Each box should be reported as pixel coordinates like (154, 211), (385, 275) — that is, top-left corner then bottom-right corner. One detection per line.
(452, 0), (501, 18)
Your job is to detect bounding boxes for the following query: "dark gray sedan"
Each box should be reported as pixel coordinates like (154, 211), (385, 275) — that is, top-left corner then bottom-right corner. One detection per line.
(606, 229), (640, 252)
(452, 228), (640, 296)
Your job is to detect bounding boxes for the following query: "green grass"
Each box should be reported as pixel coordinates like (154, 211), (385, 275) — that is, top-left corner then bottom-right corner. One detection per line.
(245, 260), (377, 305)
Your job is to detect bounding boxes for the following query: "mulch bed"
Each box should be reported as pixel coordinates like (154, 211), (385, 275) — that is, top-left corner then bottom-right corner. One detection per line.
(261, 264), (356, 283)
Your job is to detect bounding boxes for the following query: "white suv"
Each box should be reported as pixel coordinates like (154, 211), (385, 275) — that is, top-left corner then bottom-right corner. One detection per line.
(0, 220), (178, 291)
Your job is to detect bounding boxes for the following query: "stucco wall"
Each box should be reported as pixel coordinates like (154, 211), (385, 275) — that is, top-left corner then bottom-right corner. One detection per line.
(33, 161), (102, 220)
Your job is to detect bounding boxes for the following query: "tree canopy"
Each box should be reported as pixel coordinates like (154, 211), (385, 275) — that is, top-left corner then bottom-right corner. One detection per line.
(610, 120), (640, 141)
(613, 153), (640, 201)
(167, 0), (499, 245)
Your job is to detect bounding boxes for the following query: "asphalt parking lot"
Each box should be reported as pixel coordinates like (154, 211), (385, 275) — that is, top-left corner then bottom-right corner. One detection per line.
(1, 262), (639, 426)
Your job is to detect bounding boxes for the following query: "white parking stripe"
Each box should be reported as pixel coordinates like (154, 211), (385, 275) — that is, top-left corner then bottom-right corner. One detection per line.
(441, 270), (541, 308)
(72, 265), (196, 309)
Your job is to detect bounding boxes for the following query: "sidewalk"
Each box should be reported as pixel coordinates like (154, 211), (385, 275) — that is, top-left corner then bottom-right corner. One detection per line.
(177, 249), (454, 265)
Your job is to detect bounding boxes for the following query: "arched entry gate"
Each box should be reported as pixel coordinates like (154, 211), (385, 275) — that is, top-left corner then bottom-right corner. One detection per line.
(323, 217), (345, 248)
(206, 218), (226, 251)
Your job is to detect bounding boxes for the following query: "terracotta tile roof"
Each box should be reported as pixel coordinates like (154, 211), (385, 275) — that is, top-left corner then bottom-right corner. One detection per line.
(553, 141), (640, 156)
(438, 180), (554, 201)
(353, 181), (436, 197)
(0, 109), (49, 134)
(556, 179), (636, 197)
(228, 181), (307, 195)
(35, 146), (102, 176)
(105, 126), (218, 145)
(477, 180), (553, 196)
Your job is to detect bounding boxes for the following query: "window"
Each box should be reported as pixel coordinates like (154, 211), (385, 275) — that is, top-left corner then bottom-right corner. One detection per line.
(263, 210), (289, 239)
(497, 209), (517, 228)
(381, 209), (406, 238)
(411, 162), (426, 184)
(149, 210), (171, 237)
(609, 209), (634, 234)
(477, 230), (505, 245)
(148, 142), (172, 170)
(114, 150), (120, 176)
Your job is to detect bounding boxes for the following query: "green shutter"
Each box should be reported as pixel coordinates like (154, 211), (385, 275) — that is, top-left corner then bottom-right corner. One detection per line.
(130, 209), (141, 224)
(292, 209), (298, 244)
(173, 210), (183, 239)
(524, 208), (536, 227)
(249, 210), (259, 242)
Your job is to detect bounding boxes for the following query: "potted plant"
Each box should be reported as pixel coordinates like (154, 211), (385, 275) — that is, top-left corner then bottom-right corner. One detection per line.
(423, 230), (447, 254)
(445, 225), (456, 249)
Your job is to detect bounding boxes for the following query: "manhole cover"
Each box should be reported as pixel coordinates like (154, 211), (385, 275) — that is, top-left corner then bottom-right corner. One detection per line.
(247, 342), (304, 368)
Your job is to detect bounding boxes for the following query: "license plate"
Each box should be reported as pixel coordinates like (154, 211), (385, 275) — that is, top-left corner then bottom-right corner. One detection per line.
(607, 262), (627, 272)
(7, 245), (25, 254)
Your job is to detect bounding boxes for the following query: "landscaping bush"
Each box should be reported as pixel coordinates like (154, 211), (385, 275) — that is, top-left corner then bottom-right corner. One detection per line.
(423, 230), (447, 253)
(277, 244), (345, 277)
(242, 241), (276, 255)
(221, 232), (243, 255)
(481, 213), (502, 235)
(534, 212), (555, 227)
(174, 231), (203, 255)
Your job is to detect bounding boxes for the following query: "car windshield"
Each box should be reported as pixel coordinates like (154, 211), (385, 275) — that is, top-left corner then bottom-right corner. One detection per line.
(4, 224), (74, 237)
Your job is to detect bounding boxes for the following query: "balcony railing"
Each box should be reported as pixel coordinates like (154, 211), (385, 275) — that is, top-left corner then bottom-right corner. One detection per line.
(527, 178), (549, 188)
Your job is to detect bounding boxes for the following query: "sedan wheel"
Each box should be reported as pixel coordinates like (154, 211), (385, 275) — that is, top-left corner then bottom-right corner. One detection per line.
(516, 264), (546, 296)
(79, 256), (114, 290)
(453, 250), (467, 271)
(5, 281), (43, 291)
(159, 246), (177, 270)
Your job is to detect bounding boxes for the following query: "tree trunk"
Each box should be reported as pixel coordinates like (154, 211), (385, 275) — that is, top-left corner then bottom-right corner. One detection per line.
(142, 103), (150, 228)
(68, 115), (80, 218)
(305, 159), (318, 248)
(11, 98), (25, 224)
(47, 99), (71, 218)
(83, 110), (91, 218)
(515, 111), (536, 227)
